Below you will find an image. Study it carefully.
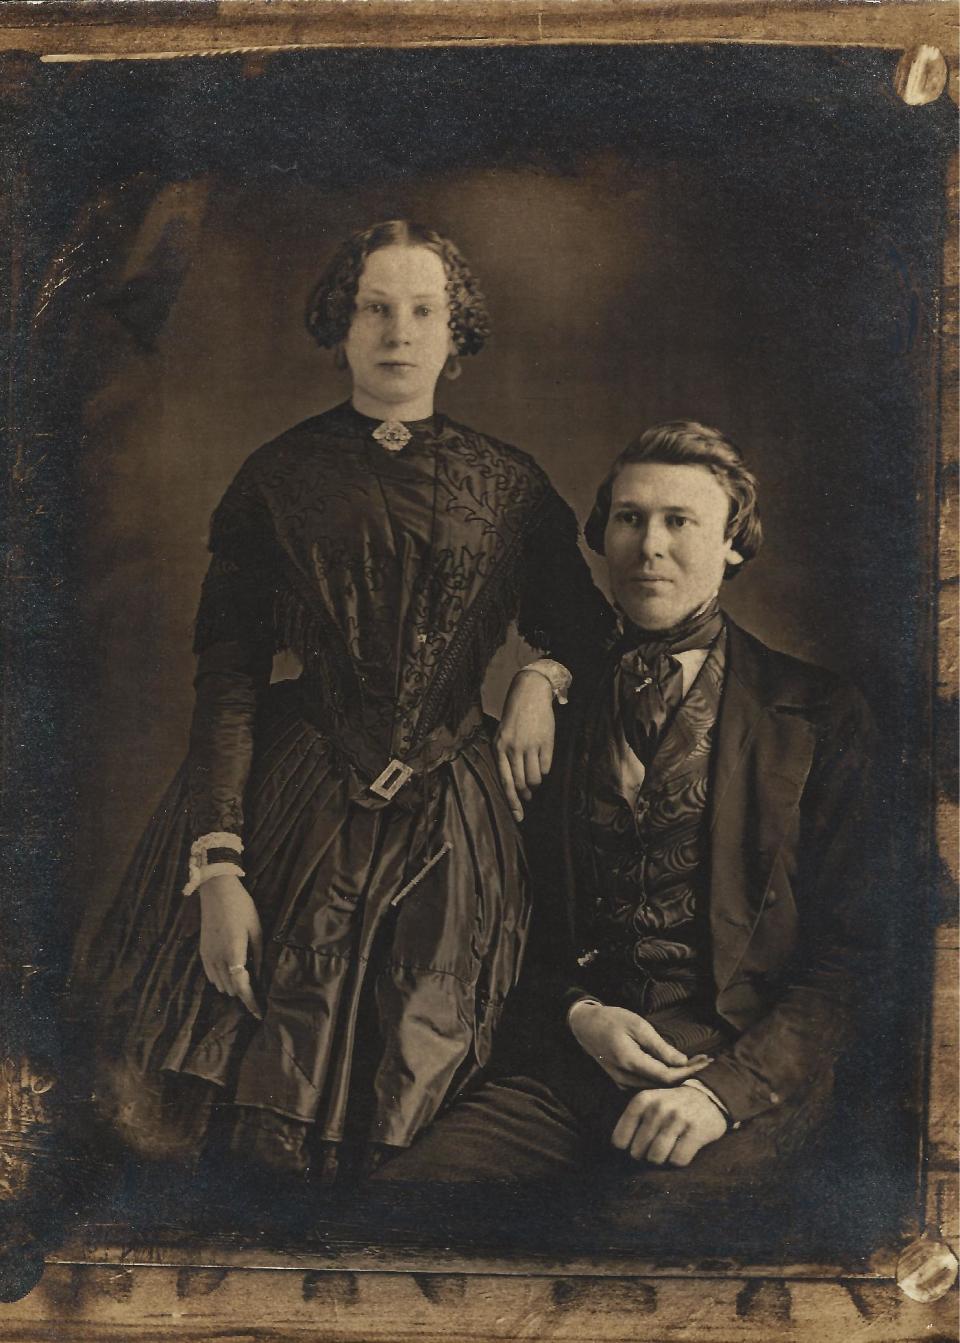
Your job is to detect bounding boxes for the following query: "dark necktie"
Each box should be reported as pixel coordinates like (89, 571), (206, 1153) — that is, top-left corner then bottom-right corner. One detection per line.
(618, 598), (724, 767)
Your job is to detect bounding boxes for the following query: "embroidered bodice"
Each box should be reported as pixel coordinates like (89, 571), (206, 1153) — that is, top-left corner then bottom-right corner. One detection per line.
(188, 402), (615, 836)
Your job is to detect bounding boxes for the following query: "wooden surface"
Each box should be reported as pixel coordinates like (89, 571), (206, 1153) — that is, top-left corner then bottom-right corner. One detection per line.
(927, 138), (959, 1261)
(0, 0), (953, 61)
(0, 1258), (957, 1341)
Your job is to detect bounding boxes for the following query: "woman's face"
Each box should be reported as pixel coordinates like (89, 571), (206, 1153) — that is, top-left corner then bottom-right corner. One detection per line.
(343, 245), (455, 420)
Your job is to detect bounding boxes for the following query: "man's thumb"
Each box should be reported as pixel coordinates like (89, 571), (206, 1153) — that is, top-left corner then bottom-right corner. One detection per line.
(634, 1023), (688, 1066)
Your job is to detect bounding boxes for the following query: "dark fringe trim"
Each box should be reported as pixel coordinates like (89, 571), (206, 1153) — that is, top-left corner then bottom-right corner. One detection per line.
(412, 540), (524, 747)
(193, 559), (274, 656)
(412, 483), (571, 745)
(195, 481), (594, 756)
(273, 580), (358, 716)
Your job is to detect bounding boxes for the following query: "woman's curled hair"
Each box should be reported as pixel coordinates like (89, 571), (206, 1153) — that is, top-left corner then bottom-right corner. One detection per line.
(305, 219), (490, 356)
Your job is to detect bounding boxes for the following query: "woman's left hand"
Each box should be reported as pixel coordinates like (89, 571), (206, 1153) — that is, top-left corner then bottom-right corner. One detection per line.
(495, 669), (557, 821)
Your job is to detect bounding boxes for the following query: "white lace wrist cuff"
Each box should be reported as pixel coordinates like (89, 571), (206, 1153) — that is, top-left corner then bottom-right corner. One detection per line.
(522, 658), (573, 705)
(183, 832), (244, 897)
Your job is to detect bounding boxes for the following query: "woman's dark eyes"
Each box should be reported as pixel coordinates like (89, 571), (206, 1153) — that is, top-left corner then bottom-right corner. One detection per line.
(362, 303), (434, 314)
(613, 511), (690, 528)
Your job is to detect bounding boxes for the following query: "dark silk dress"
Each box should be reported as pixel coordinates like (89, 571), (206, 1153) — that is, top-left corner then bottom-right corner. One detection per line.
(94, 402), (614, 1173)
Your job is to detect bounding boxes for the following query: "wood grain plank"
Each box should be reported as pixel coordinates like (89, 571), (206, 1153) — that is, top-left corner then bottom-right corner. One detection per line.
(927, 105), (959, 1257)
(46, 1236), (899, 1279)
(0, 0), (954, 59)
(0, 1264), (958, 1342)
(926, 948), (960, 1169)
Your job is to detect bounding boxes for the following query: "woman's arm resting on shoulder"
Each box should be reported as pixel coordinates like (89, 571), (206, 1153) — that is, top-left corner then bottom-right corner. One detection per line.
(515, 484), (616, 692)
(502, 482), (614, 820)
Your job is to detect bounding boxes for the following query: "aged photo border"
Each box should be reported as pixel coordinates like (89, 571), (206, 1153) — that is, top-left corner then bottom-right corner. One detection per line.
(0, 2), (956, 1337)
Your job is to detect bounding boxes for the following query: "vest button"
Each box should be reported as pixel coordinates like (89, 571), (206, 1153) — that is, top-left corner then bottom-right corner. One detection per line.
(766, 889), (778, 906)
(768, 1090), (781, 1105)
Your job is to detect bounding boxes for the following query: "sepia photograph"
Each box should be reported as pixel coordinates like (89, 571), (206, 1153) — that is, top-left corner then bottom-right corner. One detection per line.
(0, 3), (956, 1338)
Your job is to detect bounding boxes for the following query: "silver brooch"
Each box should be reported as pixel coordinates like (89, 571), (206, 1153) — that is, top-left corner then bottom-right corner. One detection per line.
(372, 419), (412, 452)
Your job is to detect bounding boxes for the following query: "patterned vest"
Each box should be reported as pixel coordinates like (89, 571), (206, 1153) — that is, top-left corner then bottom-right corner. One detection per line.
(572, 631), (727, 1046)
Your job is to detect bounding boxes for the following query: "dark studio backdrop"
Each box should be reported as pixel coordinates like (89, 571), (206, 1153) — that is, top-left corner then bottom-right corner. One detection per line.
(6, 43), (951, 1249)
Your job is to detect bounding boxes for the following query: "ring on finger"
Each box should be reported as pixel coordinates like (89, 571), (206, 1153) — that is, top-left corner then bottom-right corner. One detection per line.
(228, 963), (246, 974)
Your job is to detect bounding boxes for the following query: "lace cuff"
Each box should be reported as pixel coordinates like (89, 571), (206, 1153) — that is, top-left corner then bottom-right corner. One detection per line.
(183, 831), (245, 897)
(521, 658), (573, 705)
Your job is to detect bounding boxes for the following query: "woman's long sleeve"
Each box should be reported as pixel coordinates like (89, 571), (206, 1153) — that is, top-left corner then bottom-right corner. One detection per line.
(187, 469), (277, 842)
(516, 485), (616, 686)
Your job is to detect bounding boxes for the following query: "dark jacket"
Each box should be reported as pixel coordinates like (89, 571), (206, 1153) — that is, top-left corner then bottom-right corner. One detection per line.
(522, 618), (880, 1125)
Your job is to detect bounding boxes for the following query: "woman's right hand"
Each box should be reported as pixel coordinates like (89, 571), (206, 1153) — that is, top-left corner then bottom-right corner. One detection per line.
(567, 1001), (711, 1088)
(199, 874), (264, 1019)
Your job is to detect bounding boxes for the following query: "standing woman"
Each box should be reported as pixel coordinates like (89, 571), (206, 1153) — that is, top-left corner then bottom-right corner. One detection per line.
(94, 220), (614, 1179)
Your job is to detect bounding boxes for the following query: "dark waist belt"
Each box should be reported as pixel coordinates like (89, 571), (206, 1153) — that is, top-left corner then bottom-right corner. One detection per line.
(297, 695), (486, 805)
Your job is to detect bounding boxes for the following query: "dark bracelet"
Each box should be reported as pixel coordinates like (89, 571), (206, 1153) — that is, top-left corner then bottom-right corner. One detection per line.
(204, 847), (245, 866)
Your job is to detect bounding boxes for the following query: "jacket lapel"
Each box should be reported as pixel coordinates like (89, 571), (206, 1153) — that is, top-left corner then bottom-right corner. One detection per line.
(554, 656), (617, 953)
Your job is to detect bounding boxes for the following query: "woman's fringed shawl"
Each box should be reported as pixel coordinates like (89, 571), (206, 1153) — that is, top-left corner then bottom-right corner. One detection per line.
(412, 486), (581, 744)
(192, 415), (615, 760)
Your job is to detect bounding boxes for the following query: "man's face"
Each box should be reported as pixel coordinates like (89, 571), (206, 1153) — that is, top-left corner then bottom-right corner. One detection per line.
(343, 245), (454, 417)
(603, 461), (742, 630)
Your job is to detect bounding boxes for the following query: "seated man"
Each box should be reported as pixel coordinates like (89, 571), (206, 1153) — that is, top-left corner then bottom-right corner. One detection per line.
(376, 420), (879, 1202)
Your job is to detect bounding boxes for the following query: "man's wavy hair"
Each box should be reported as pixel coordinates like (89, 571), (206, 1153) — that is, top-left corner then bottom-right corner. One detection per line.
(584, 420), (762, 579)
(305, 220), (490, 356)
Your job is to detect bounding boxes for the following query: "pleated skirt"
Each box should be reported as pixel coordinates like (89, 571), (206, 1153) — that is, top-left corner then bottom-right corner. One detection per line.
(91, 680), (529, 1173)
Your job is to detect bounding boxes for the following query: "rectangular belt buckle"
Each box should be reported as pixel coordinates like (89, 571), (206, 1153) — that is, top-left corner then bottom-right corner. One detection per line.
(369, 758), (413, 800)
